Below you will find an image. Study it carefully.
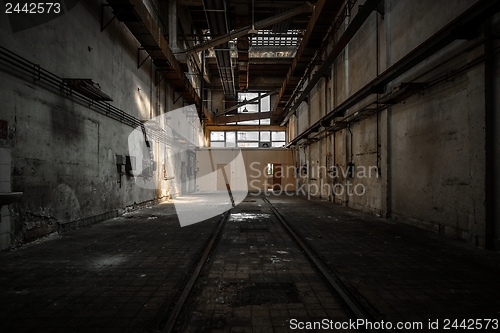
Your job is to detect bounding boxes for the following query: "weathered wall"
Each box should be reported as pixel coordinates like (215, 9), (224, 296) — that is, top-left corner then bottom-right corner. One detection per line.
(197, 148), (295, 193)
(289, 0), (500, 248)
(0, 1), (197, 249)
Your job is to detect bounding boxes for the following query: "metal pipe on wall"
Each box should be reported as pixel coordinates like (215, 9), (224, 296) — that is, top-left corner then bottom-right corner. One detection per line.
(286, 0), (500, 147)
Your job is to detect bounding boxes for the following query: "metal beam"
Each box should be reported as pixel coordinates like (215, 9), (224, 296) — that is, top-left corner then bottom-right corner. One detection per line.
(203, 0), (236, 97)
(214, 111), (272, 125)
(235, 0), (250, 91)
(272, 0), (342, 121)
(169, 0), (179, 52)
(217, 90), (278, 116)
(106, 0), (212, 121)
(185, 2), (313, 55)
(279, 0), (381, 125)
(285, 0), (500, 146)
(206, 125), (286, 131)
(177, 4), (211, 83)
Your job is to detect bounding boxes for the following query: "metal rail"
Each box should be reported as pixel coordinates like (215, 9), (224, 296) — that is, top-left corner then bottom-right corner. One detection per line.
(0, 46), (142, 129)
(283, 0), (500, 139)
(160, 210), (231, 333)
(0, 46), (181, 147)
(263, 197), (391, 333)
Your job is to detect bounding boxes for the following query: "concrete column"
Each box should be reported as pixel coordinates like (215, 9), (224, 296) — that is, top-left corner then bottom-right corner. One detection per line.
(168, 0), (178, 52)
(0, 148), (12, 250)
(384, 0), (392, 219)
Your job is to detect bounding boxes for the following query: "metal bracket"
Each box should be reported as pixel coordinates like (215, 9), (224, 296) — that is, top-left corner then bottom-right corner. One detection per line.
(173, 91), (183, 104)
(137, 47), (162, 69)
(137, 48), (152, 69)
(155, 72), (165, 86)
(375, 1), (385, 17)
(101, 4), (123, 32)
(360, 1), (384, 17)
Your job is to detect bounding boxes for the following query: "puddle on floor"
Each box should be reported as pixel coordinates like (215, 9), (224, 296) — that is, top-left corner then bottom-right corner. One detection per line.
(229, 213), (271, 222)
(89, 255), (127, 270)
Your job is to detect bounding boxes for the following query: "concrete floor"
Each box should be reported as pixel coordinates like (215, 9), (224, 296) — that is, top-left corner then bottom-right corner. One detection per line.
(1, 194), (499, 332)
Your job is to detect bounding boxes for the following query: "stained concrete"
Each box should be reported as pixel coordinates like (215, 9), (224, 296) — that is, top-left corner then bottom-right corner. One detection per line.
(1, 195), (499, 332)
(0, 0), (197, 248)
(290, 0), (500, 248)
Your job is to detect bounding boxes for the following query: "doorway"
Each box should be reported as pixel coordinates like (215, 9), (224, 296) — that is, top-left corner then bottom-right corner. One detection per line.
(267, 163), (282, 191)
(217, 164), (231, 191)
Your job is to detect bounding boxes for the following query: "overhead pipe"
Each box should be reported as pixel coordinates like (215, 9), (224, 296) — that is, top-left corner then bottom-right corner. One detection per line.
(279, 0), (382, 126)
(295, 42), (500, 149)
(203, 0), (236, 97)
(216, 90), (278, 116)
(184, 2), (313, 55)
(214, 111), (272, 125)
(272, 0), (347, 123)
(105, 0), (213, 121)
(286, 0), (500, 147)
(235, 0), (250, 91)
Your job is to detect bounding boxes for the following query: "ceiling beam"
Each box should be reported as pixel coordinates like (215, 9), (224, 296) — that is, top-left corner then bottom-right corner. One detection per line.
(286, 0), (500, 145)
(203, 0), (236, 97)
(235, 0), (250, 91)
(272, 0), (343, 121)
(206, 125), (286, 131)
(184, 2), (313, 55)
(177, 4), (212, 83)
(279, 0), (382, 125)
(106, 0), (213, 121)
(214, 111), (272, 125)
(217, 90), (278, 116)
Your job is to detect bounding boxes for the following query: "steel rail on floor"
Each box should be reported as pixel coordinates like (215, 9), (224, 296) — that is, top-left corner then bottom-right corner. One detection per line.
(159, 210), (231, 333)
(263, 197), (393, 333)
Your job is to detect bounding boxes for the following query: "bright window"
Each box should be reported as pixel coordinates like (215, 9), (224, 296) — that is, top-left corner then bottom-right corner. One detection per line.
(209, 130), (286, 148)
(234, 92), (271, 125)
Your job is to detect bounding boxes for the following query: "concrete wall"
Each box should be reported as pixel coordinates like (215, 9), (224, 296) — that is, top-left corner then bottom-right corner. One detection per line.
(197, 148), (295, 193)
(0, 1), (197, 248)
(288, 0), (500, 248)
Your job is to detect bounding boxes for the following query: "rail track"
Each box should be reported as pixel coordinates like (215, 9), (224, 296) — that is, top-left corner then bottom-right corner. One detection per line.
(154, 195), (390, 333)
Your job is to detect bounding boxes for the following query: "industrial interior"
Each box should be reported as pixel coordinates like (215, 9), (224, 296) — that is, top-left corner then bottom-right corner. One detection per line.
(1, 0), (500, 332)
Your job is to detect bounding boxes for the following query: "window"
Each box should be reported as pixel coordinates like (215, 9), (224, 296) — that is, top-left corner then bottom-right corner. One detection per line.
(238, 131), (259, 141)
(233, 92), (272, 126)
(226, 131), (236, 147)
(210, 131), (225, 141)
(272, 131), (286, 141)
(209, 131), (236, 147)
(260, 131), (270, 141)
(250, 30), (301, 47)
(209, 130), (286, 148)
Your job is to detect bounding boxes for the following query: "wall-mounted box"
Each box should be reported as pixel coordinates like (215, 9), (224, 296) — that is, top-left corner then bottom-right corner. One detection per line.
(116, 154), (126, 165)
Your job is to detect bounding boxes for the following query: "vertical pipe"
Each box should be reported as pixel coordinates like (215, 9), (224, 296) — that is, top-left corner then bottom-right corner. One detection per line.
(201, 50), (205, 119)
(385, 0), (392, 219)
(332, 51), (337, 203)
(150, 59), (153, 119)
(344, 13), (349, 206)
(376, 10), (381, 176)
(484, 19), (496, 249)
(345, 125), (350, 206)
(168, 0), (178, 52)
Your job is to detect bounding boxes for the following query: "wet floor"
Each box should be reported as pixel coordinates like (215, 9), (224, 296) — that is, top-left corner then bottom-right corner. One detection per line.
(176, 197), (352, 333)
(0, 194), (499, 332)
